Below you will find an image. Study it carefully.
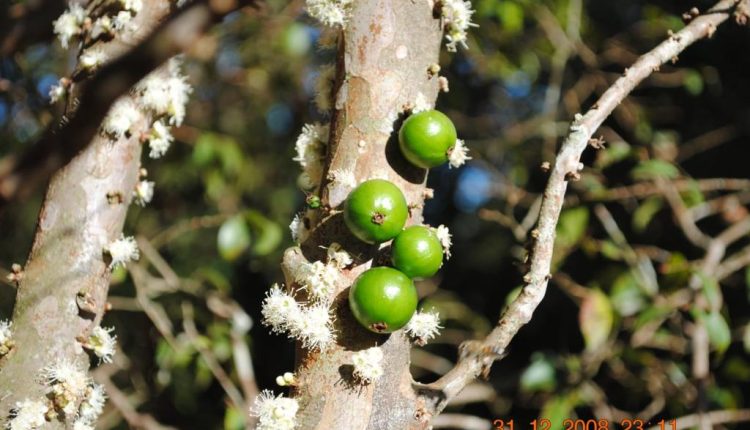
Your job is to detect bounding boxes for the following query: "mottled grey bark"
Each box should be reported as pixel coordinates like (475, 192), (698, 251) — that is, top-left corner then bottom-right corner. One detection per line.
(284, 1), (443, 429)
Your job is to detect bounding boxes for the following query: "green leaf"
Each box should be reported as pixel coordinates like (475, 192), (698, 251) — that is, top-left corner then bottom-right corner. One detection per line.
(520, 353), (556, 393)
(553, 207), (589, 268)
(496, 2), (524, 34)
(699, 311), (731, 354)
(610, 271), (646, 317)
(632, 196), (663, 233)
(696, 271), (722, 312)
(595, 140), (632, 169)
(631, 159), (680, 181)
(579, 289), (614, 351)
(217, 215), (252, 261)
(245, 210), (283, 256)
(680, 179), (705, 208)
(224, 405), (247, 430)
(540, 395), (574, 430)
(683, 69), (704, 95)
(504, 285), (523, 307)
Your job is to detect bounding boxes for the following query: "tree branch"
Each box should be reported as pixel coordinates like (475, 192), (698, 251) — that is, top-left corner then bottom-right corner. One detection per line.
(0, 0), (253, 213)
(418, 0), (742, 414)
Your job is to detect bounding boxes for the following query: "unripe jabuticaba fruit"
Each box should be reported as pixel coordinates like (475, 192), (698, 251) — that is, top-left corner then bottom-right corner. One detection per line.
(391, 225), (443, 279)
(398, 109), (457, 168)
(344, 179), (408, 244)
(349, 267), (418, 333)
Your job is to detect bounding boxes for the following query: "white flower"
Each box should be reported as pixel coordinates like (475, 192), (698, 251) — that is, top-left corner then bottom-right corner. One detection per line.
(0, 320), (13, 356)
(84, 326), (117, 363)
(78, 383), (106, 424)
(133, 180), (154, 206)
(53, 4), (86, 49)
(351, 347), (384, 384)
(137, 58), (192, 125)
(148, 120), (173, 158)
(406, 310), (442, 345)
(90, 16), (112, 39)
(288, 303), (335, 350)
(327, 169), (357, 189)
(306, 0), (353, 27)
(7, 399), (48, 430)
(293, 261), (338, 302)
(120, 0), (143, 13)
(314, 64), (336, 112)
(434, 225), (452, 259)
(106, 235), (140, 268)
(48, 82), (66, 104)
(250, 390), (299, 430)
(412, 92), (432, 113)
(448, 139), (471, 168)
(327, 243), (352, 269)
(102, 98), (141, 139)
(112, 11), (135, 32)
(43, 360), (90, 417)
(80, 48), (108, 70)
(289, 214), (308, 243)
(261, 285), (302, 334)
(72, 421), (95, 430)
(442, 0), (477, 52)
(293, 123), (328, 189)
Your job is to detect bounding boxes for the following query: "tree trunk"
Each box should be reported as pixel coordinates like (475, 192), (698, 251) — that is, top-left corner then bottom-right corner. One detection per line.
(285, 1), (443, 429)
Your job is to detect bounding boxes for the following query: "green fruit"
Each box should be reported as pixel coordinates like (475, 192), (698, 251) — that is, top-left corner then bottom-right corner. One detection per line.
(344, 179), (408, 244)
(391, 225), (443, 278)
(398, 110), (457, 168)
(349, 267), (418, 333)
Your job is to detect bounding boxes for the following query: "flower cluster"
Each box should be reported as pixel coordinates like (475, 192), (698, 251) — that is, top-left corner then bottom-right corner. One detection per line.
(6, 399), (49, 430)
(102, 99), (141, 139)
(83, 326), (117, 363)
(251, 390), (299, 430)
(314, 64), (336, 112)
(133, 180), (155, 206)
(434, 224), (453, 259)
(293, 123), (329, 190)
(351, 347), (384, 384)
(0, 320), (13, 357)
(289, 214), (308, 244)
(441, 0), (477, 52)
(43, 360), (91, 417)
(73, 383), (107, 430)
(53, 0), (144, 70)
(406, 310), (442, 345)
(106, 235), (140, 268)
(448, 139), (471, 168)
(53, 3), (87, 49)
(261, 284), (336, 350)
(305, 0), (353, 28)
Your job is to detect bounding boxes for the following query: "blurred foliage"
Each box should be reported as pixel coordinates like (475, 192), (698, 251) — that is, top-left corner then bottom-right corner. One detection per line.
(2, 0), (750, 428)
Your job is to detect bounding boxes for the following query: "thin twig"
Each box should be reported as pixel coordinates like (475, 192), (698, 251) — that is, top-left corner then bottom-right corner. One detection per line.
(181, 301), (247, 422)
(417, 0), (741, 414)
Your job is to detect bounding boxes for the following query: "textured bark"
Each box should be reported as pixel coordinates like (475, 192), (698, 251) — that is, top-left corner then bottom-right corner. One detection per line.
(285, 1), (443, 429)
(0, 2), (171, 426)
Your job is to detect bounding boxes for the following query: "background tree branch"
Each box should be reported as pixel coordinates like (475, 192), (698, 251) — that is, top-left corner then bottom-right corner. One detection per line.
(0, 0), (253, 214)
(418, 0), (742, 415)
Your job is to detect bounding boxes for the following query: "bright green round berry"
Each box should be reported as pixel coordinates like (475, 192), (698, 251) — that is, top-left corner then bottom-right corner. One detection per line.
(398, 110), (457, 168)
(344, 179), (408, 244)
(391, 226), (443, 279)
(349, 267), (418, 333)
